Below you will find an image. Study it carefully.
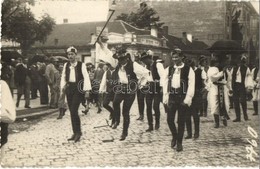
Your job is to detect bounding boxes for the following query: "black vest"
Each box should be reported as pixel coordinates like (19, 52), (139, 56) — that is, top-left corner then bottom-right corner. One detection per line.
(112, 61), (138, 91)
(168, 64), (190, 95)
(194, 68), (203, 92)
(65, 62), (83, 89)
(253, 67), (259, 80)
(151, 62), (160, 81)
(106, 70), (113, 93)
(232, 65), (247, 88)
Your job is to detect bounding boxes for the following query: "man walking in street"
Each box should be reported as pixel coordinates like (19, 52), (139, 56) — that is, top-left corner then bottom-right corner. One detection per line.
(232, 56), (252, 122)
(60, 46), (91, 143)
(140, 51), (165, 131)
(162, 48), (195, 152)
(112, 47), (149, 141)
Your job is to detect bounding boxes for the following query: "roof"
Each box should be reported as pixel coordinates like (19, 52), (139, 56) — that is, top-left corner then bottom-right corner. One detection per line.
(33, 20), (151, 48)
(163, 34), (210, 55)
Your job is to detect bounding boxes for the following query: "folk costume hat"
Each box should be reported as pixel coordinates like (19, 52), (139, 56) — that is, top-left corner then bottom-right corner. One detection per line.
(140, 51), (152, 61)
(171, 47), (182, 56)
(112, 45), (129, 60)
(67, 46), (77, 54)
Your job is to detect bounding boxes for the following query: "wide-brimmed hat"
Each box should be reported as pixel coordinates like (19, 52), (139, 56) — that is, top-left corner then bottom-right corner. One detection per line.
(112, 45), (129, 60)
(140, 52), (152, 61)
(171, 47), (182, 56)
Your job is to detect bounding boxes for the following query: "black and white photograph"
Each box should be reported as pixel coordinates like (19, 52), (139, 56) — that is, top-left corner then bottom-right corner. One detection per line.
(0, 0), (259, 167)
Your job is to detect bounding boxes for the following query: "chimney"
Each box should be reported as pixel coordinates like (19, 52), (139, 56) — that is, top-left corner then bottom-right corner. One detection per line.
(187, 33), (192, 42)
(63, 18), (68, 24)
(162, 26), (168, 35)
(151, 25), (158, 38)
(182, 32), (187, 44)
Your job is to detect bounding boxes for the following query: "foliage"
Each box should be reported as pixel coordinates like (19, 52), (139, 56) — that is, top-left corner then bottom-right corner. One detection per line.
(115, 2), (164, 30)
(2, 0), (55, 56)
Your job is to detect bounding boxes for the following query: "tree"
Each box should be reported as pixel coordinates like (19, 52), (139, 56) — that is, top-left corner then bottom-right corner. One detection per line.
(115, 2), (164, 30)
(2, 0), (56, 56)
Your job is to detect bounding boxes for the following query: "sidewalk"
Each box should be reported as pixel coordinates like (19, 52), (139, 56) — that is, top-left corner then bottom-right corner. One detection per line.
(13, 90), (58, 119)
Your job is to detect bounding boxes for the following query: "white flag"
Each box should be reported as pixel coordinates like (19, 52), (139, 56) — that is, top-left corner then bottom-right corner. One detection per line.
(96, 41), (117, 68)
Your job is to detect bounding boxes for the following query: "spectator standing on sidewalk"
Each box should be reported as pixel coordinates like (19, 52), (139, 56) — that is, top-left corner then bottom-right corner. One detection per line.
(60, 46), (91, 142)
(45, 57), (59, 108)
(14, 58), (31, 108)
(37, 61), (49, 105)
(0, 80), (16, 165)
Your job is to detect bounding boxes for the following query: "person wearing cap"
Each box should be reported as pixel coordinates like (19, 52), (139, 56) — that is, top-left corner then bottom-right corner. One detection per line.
(139, 51), (165, 131)
(231, 56), (252, 122)
(111, 47), (149, 141)
(45, 57), (59, 108)
(60, 46), (91, 142)
(162, 48), (195, 152)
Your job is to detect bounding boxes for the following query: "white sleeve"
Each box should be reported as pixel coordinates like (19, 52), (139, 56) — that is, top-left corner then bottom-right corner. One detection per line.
(156, 62), (165, 78)
(245, 68), (253, 89)
(183, 68), (195, 106)
(82, 63), (92, 91)
(209, 67), (224, 82)
(133, 61), (149, 79)
(99, 71), (107, 93)
(0, 81), (16, 123)
(60, 63), (67, 90)
(162, 67), (169, 104)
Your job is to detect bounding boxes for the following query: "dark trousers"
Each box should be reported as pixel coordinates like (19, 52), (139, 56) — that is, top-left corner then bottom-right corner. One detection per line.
(146, 90), (161, 128)
(16, 76), (31, 107)
(113, 93), (135, 135)
(253, 101), (258, 114)
(167, 95), (188, 145)
(66, 83), (83, 135)
(39, 77), (49, 104)
(137, 88), (145, 117)
(233, 83), (248, 120)
(31, 80), (39, 99)
(185, 102), (200, 136)
(103, 92), (115, 123)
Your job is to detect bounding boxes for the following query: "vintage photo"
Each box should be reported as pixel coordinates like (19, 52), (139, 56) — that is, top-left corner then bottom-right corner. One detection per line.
(1, 0), (259, 167)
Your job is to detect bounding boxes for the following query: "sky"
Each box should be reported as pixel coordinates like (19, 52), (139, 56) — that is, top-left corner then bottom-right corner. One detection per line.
(30, 0), (259, 24)
(30, 0), (109, 24)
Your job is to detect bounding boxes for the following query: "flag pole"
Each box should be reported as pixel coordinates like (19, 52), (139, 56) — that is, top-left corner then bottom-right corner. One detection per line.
(94, 9), (115, 46)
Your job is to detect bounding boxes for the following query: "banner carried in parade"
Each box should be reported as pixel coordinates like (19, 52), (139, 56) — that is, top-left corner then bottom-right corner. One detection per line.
(95, 41), (117, 68)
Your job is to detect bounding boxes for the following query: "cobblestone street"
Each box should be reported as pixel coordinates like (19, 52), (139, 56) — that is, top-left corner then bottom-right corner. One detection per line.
(2, 100), (259, 167)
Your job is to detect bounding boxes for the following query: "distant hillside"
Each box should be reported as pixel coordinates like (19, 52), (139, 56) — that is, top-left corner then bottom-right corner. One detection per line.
(111, 1), (226, 45)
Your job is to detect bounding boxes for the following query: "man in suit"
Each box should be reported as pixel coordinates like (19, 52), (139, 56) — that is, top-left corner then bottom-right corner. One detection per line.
(14, 58), (31, 108)
(231, 57), (252, 122)
(45, 57), (59, 108)
(162, 48), (195, 152)
(60, 46), (91, 143)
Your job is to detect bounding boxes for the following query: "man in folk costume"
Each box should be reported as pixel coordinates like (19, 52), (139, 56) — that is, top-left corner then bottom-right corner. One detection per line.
(60, 46), (91, 143)
(185, 60), (203, 139)
(251, 61), (259, 116)
(207, 55), (230, 128)
(231, 56), (253, 122)
(99, 62), (116, 127)
(112, 47), (149, 141)
(139, 50), (165, 131)
(162, 48), (195, 152)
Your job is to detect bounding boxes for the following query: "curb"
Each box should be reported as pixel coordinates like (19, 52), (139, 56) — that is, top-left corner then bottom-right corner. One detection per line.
(16, 109), (59, 120)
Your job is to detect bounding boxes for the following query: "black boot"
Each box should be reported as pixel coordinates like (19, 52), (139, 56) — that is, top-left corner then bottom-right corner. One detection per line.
(214, 115), (220, 128)
(253, 101), (258, 115)
(57, 108), (65, 119)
